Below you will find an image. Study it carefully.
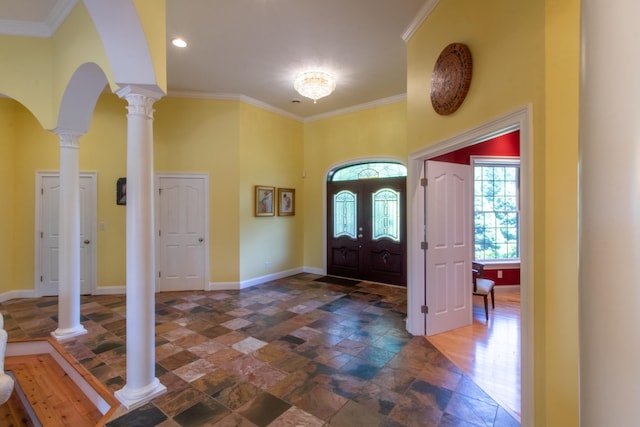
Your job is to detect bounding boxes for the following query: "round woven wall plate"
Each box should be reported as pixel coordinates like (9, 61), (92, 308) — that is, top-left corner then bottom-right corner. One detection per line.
(430, 43), (473, 115)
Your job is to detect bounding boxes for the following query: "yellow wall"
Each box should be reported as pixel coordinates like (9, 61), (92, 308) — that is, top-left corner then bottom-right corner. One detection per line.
(51, 1), (113, 105)
(1, 94), (306, 289)
(0, 2), (112, 130)
(407, 0), (580, 425)
(544, 0), (580, 424)
(79, 94), (128, 286)
(133, 0), (167, 94)
(303, 101), (408, 270)
(0, 100), (17, 293)
(154, 96), (242, 283)
(238, 103), (305, 281)
(0, 36), (55, 126)
(12, 101), (59, 290)
(407, 0), (545, 149)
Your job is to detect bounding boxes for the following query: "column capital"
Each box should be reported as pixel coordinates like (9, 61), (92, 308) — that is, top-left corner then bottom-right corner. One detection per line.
(116, 85), (164, 119)
(55, 130), (83, 149)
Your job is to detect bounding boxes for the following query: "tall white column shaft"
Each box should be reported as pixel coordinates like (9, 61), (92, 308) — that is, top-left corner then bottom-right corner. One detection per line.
(114, 88), (166, 409)
(580, 1), (640, 424)
(52, 132), (87, 340)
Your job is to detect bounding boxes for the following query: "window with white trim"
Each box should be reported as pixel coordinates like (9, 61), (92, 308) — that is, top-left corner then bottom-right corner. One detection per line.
(473, 157), (520, 261)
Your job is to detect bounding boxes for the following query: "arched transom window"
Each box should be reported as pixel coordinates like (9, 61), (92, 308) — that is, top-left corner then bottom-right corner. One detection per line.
(329, 162), (407, 182)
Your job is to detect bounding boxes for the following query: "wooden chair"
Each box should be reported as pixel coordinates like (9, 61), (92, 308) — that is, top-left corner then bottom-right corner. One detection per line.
(472, 261), (495, 321)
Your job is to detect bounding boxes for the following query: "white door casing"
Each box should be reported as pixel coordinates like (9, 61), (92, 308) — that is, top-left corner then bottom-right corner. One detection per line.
(36, 172), (97, 296)
(407, 106), (532, 423)
(425, 161), (472, 336)
(156, 174), (209, 292)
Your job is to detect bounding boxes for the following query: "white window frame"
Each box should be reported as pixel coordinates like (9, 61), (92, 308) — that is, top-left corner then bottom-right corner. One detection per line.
(471, 156), (521, 266)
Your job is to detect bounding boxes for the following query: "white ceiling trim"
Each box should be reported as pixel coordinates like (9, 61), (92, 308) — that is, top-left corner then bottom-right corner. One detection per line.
(167, 91), (408, 124)
(304, 94), (407, 123)
(402, 0), (440, 42)
(167, 90), (304, 122)
(0, 0), (77, 37)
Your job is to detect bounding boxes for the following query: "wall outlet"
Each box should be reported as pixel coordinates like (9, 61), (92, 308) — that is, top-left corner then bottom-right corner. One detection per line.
(264, 261), (270, 270)
(497, 270), (503, 278)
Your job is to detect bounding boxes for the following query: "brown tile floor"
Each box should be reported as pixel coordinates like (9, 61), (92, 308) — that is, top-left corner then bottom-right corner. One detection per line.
(0, 273), (519, 426)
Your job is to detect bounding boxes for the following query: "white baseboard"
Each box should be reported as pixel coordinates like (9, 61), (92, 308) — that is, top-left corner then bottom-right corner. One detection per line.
(0, 289), (37, 303)
(93, 286), (126, 295)
(494, 284), (520, 293)
(0, 267), (326, 301)
(303, 266), (324, 275)
(208, 267), (306, 291)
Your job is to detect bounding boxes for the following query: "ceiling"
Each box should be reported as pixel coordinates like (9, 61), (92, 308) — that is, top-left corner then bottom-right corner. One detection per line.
(0, 0), (429, 120)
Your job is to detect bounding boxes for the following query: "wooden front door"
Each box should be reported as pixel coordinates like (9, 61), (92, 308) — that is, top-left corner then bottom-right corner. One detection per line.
(327, 177), (406, 285)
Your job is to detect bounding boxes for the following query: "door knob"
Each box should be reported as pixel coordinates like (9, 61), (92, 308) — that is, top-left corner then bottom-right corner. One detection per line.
(198, 237), (204, 243)
(358, 234), (363, 238)
(83, 240), (90, 244)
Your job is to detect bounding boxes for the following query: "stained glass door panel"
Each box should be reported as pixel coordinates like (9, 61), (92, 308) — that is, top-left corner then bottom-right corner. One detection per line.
(327, 177), (406, 286)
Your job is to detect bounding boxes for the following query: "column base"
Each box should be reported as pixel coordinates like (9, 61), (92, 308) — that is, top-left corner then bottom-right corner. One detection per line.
(115, 378), (166, 410)
(51, 325), (87, 341)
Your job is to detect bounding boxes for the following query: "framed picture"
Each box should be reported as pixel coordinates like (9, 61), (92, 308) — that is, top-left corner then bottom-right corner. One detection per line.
(278, 188), (295, 216)
(116, 177), (127, 206)
(255, 185), (275, 216)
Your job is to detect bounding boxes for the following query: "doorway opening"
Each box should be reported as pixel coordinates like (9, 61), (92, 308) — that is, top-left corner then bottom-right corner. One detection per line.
(406, 106), (533, 422)
(326, 161), (407, 286)
(426, 131), (521, 420)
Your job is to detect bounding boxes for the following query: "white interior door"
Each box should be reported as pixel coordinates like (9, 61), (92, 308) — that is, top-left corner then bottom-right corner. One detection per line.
(157, 175), (208, 292)
(425, 160), (472, 336)
(38, 173), (96, 296)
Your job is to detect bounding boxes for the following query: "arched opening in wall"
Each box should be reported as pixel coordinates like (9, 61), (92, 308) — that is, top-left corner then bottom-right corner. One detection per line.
(326, 161), (407, 286)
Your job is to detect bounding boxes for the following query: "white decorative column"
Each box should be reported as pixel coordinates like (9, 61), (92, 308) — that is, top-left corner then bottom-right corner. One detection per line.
(52, 131), (87, 340)
(580, 1), (640, 425)
(114, 87), (166, 409)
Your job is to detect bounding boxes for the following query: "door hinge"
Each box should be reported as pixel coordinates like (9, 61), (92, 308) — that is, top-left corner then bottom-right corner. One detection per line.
(159, 188), (162, 195)
(40, 231), (43, 238)
(420, 178), (428, 187)
(40, 276), (43, 282)
(421, 305), (428, 314)
(158, 271), (161, 278)
(158, 229), (161, 237)
(421, 241), (428, 250)
(41, 188), (44, 195)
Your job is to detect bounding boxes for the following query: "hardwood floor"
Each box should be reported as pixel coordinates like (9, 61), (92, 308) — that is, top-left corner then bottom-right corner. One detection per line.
(427, 287), (521, 423)
(2, 354), (106, 427)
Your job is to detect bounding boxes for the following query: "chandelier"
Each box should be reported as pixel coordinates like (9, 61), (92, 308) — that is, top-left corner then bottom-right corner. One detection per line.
(293, 71), (336, 103)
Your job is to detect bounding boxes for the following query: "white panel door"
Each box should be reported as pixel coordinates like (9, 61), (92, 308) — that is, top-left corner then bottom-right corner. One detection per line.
(157, 175), (207, 292)
(425, 160), (472, 336)
(38, 173), (96, 296)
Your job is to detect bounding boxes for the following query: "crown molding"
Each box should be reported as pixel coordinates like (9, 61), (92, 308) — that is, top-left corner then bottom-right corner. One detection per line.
(166, 90), (304, 122)
(0, 0), (77, 37)
(167, 90), (408, 124)
(303, 94), (407, 123)
(402, 0), (440, 42)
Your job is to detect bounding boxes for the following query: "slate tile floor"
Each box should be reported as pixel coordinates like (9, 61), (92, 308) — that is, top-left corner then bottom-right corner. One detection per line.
(0, 273), (519, 426)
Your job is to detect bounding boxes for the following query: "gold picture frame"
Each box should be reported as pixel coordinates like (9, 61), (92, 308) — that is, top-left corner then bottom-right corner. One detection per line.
(255, 185), (275, 216)
(278, 188), (295, 216)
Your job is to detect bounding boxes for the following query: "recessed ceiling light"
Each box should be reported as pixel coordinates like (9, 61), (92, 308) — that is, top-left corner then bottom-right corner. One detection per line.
(171, 38), (187, 48)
